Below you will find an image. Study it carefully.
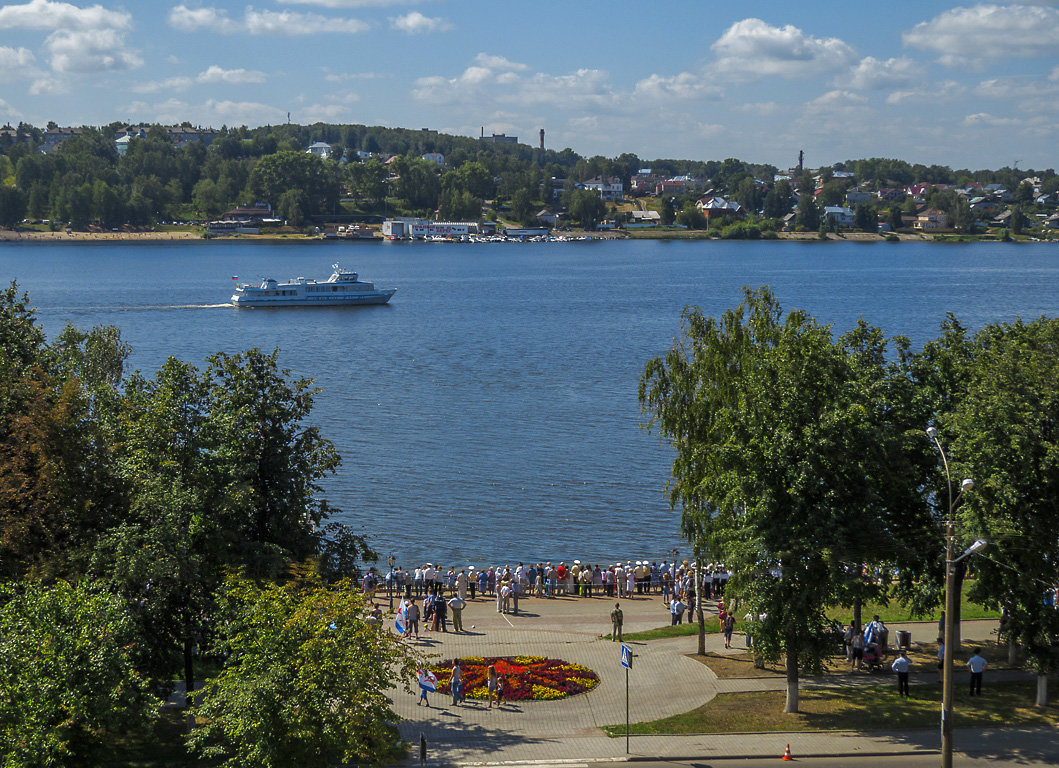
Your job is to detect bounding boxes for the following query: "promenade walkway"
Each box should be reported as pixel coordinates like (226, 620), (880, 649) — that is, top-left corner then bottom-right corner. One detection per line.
(386, 590), (1038, 765)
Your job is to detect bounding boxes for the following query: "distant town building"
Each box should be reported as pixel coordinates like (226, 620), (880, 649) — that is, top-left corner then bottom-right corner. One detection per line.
(421, 152), (444, 167)
(581, 176), (624, 201)
(479, 127), (518, 144)
(306, 141), (333, 159)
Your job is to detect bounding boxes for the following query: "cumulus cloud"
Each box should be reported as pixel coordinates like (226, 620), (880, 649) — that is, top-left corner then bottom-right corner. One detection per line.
(843, 56), (918, 90)
(168, 4), (369, 34)
(413, 62), (618, 108)
(634, 72), (724, 99)
(886, 80), (966, 104)
(811, 89), (868, 106)
(904, 4), (1059, 67)
(0, 97), (23, 119)
(390, 11), (450, 34)
(711, 18), (856, 79)
(46, 28), (142, 72)
(197, 65), (267, 84)
(0, 46), (37, 80)
(279, 0), (416, 6)
(963, 112), (1022, 127)
(131, 65), (268, 94)
(0, 0), (130, 31)
(473, 53), (527, 71)
(0, 0), (141, 76)
(323, 70), (390, 82)
(122, 97), (288, 126)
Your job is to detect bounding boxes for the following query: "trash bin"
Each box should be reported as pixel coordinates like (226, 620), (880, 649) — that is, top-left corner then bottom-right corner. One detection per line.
(897, 630), (911, 648)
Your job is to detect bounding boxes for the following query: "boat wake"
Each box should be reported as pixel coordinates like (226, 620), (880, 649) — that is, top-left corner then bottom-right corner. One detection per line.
(168, 303), (234, 309)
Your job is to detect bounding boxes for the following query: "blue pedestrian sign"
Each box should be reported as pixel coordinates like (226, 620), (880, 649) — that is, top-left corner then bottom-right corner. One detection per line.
(621, 644), (633, 669)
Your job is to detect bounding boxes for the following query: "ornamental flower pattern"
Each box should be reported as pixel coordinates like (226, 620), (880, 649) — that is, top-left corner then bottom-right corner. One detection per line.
(432, 656), (599, 701)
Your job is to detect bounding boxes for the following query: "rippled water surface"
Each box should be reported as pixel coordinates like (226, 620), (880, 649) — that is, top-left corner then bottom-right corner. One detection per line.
(3, 238), (1057, 567)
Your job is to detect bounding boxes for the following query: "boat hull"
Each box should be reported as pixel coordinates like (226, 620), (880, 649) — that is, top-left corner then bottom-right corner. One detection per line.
(231, 289), (395, 307)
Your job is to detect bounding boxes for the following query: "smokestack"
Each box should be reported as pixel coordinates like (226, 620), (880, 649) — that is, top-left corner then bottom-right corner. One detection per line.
(481, 126), (484, 139)
(539, 129), (544, 150)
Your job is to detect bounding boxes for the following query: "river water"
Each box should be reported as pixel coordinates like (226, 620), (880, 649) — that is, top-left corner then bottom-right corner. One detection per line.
(2, 238), (1057, 568)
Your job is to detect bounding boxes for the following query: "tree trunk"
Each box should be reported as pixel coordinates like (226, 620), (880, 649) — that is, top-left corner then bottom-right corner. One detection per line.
(784, 651), (800, 713)
(697, 566), (706, 655)
(853, 595), (862, 633)
(184, 637), (195, 706)
(1037, 674), (1048, 707)
(1008, 638), (1019, 667)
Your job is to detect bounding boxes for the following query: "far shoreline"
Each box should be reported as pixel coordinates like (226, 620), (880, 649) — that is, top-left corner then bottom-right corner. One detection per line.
(0, 227), (1051, 245)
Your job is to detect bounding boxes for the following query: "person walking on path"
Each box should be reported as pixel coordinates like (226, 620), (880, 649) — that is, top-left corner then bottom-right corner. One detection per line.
(892, 650), (911, 696)
(851, 630), (866, 671)
(406, 598), (421, 640)
(448, 594), (466, 632)
(435, 594), (448, 632)
(670, 596), (685, 625)
(450, 661), (463, 706)
(968, 648), (988, 696)
(611, 602), (624, 642)
(722, 613), (736, 649)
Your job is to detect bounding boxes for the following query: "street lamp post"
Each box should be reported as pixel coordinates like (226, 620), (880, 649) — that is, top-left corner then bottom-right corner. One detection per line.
(388, 554), (396, 610)
(927, 426), (975, 768)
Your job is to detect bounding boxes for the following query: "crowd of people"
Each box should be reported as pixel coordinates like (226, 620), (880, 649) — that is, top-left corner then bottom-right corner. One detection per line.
(366, 559), (733, 607)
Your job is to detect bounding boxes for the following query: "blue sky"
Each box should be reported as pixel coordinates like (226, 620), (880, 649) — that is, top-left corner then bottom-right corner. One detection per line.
(1, 0), (1057, 170)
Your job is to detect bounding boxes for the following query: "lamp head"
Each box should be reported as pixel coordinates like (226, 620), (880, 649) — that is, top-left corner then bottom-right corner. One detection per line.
(967, 539), (987, 555)
(926, 426), (939, 440)
(961, 478), (974, 492)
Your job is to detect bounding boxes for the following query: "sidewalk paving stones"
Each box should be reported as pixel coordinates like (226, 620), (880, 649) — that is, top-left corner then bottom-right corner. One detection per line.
(385, 591), (1045, 765)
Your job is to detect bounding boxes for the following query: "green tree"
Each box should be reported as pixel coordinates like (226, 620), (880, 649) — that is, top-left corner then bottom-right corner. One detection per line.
(675, 204), (706, 229)
(796, 193), (820, 230)
(640, 289), (922, 713)
(950, 317), (1059, 705)
(888, 205), (904, 232)
(187, 567), (416, 767)
(0, 186), (26, 229)
(277, 188), (308, 225)
(853, 202), (876, 233)
(510, 187), (535, 225)
(0, 580), (160, 767)
(248, 150), (337, 214)
(566, 189), (606, 230)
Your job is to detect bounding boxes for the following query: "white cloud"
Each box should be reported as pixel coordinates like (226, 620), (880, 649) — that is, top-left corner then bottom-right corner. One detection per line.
(885, 80), (966, 104)
(696, 123), (725, 139)
(279, 0), (416, 6)
(168, 4), (369, 35)
(634, 72), (723, 99)
(843, 56), (918, 90)
(904, 4), (1059, 67)
(29, 77), (69, 95)
(390, 11), (450, 34)
(0, 0), (131, 31)
(46, 28), (142, 73)
(711, 18), (857, 79)
(1049, 66), (1059, 82)
(963, 112), (1022, 127)
(122, 97), (288, 126)
(413, 62), (618, 109)
(811, 89), (868, 106)
(473, 53), (527, 71)
(130, 65), (267, 94)
(0, 46), (37, 80)
(197, 65), (267, 84)
(0, 98), (24, 119)
(0, 1), (140, 77)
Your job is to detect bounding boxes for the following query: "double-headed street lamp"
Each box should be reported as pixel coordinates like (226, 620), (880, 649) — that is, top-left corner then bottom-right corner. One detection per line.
(927, 426), (985, 768)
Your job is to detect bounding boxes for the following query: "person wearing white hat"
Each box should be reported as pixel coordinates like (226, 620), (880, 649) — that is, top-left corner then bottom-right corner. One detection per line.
(614, 562), (626, 598)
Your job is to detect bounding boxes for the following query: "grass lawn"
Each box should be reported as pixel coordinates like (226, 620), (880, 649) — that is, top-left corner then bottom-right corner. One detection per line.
(609, 617), (721, 641)
(602, 680), (1059, 736)
(689, 638), (1017, 681)
(826, 580), (999, 625)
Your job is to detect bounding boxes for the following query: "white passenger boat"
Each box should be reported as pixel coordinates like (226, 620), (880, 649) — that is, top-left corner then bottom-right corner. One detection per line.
(230, 264), (395, 307)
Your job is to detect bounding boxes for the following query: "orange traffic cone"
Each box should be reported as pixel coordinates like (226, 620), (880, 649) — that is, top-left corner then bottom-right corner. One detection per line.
(782, 743), (793, 761)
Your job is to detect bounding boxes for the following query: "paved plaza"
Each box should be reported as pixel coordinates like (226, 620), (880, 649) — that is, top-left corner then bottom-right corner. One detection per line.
(381, 588), (1041, 765)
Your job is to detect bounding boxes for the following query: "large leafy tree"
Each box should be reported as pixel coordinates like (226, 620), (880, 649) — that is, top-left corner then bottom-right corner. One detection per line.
(641, 288), (927, 713)
(187, 567), (416, 768)
(0, 580), (159, 768)
(949, 317), (1059, 705)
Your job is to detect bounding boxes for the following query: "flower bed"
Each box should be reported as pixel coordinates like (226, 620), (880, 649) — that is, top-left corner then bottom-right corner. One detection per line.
(432, 656), (599, 701)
